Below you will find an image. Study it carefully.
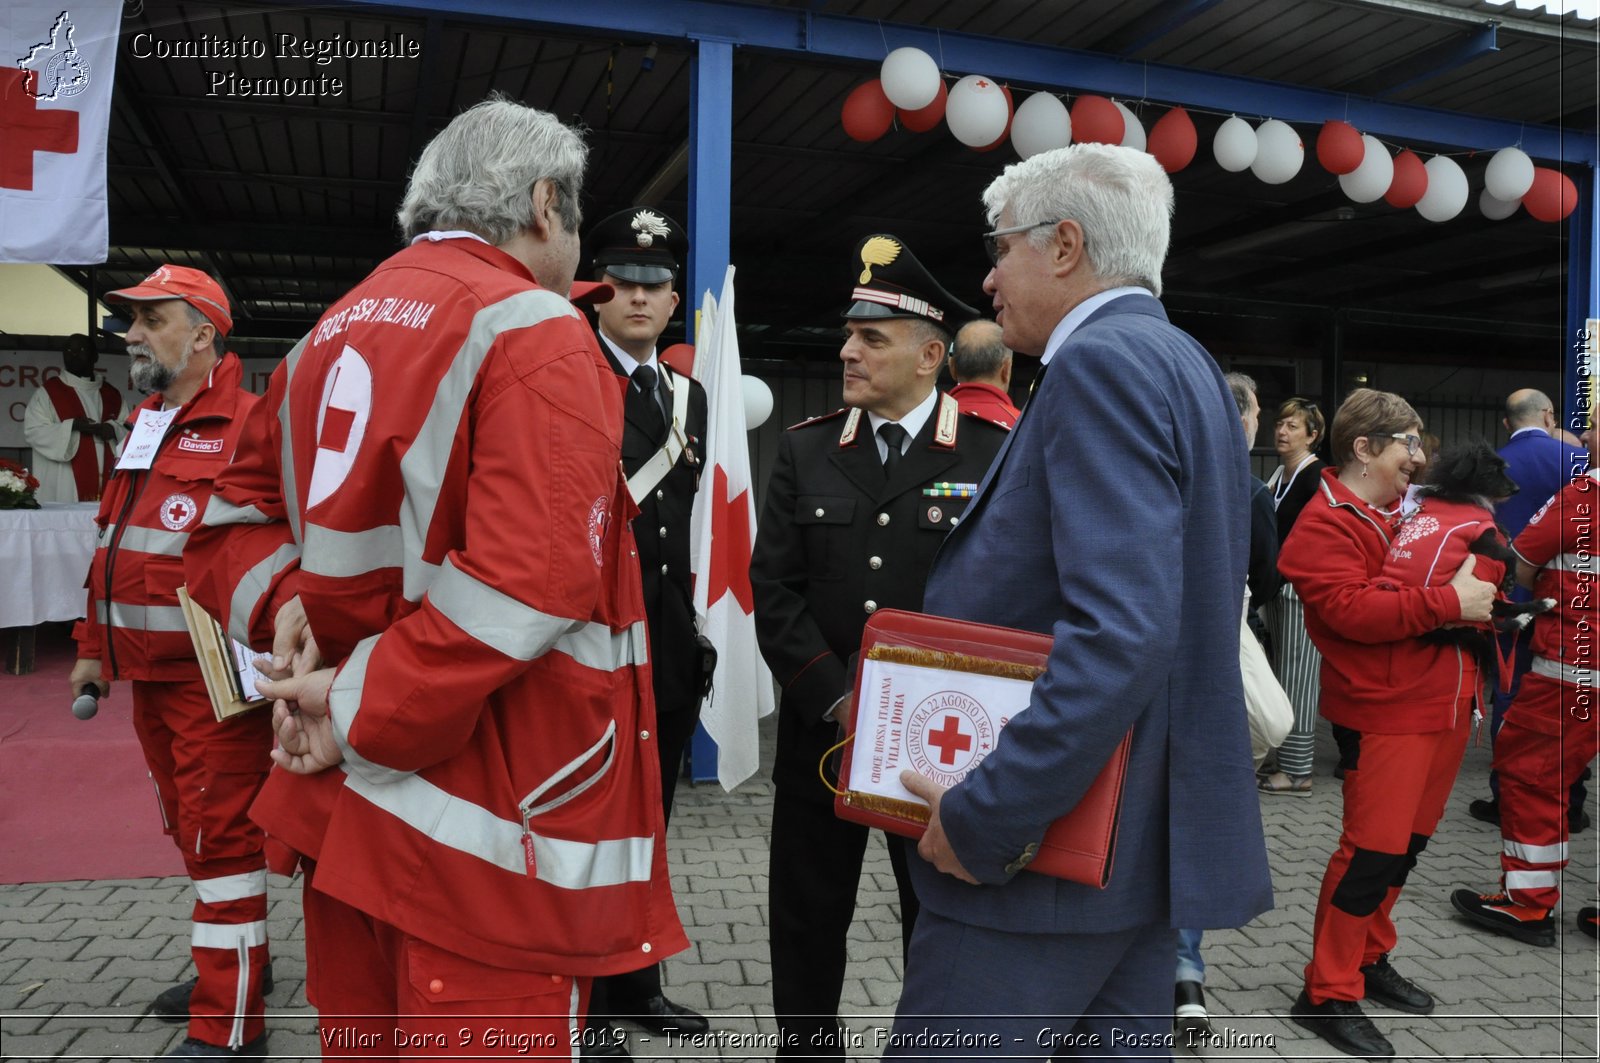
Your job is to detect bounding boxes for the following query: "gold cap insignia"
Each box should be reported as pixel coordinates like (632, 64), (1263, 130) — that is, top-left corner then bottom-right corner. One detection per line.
(858, 236), (901, 285)
(631, 210), (671, 248)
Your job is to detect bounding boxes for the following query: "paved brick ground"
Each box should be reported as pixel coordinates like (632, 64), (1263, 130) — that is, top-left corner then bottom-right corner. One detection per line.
(3, 713), (1596, 1061)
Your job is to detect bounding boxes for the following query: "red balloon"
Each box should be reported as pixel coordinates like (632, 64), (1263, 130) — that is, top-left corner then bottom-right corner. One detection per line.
(898, 79), (947, 133)
(1316, 120), (1364, 174)
(973, 84), (1015, 153)
(1147, 107), (1197, 173)
(1523, 167), (1578, 222)
(842, 80), (894, 142)
(1070, 95), (1124, 146)
(1383, 150), (1428, 209)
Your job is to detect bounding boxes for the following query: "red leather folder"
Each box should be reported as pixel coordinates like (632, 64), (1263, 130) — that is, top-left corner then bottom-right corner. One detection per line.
(834, 608), (1131, 888)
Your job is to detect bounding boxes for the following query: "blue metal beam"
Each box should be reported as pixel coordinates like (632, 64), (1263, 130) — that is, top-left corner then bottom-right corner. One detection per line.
(1342, 23), (1499, 99)
(686, 36), (732, 784)
(326, 0), (1593, 164)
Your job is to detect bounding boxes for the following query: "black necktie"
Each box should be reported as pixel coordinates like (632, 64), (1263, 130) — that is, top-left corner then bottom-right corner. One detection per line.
(632, 364), (666, 440)
(878, 423), (908, 480)
(1028, 358), (1050, 401)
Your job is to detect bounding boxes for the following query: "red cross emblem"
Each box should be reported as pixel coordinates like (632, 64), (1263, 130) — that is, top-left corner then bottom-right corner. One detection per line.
(159, 492), (198, 531)
(0, 69), (79, 191)
(975, 79), (990, 89)
(926, 714), (973, 766)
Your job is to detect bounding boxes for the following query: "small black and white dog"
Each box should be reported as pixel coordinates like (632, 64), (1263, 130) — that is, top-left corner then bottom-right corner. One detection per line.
(1398, 440), (1555, 661)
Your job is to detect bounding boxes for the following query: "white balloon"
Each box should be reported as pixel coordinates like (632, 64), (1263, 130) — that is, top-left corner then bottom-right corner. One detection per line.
(945, 74), (1010, 148)
(741, 376), (773, 430)
(1484, 146), (1535, 202)
(1010, 92), (1071, 159)
(879, 47), (941, 110)
(1479, 188), (1520, 221)
(1338, 135), (1392, 203)
(1113, 101), (1145, 152)
(1212, 115), (1257, 172)
(1250, 119), (1304, 184)
(1415, 155), (1468, 222)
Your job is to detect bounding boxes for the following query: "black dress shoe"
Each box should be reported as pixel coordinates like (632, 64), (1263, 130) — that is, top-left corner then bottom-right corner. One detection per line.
(580, 1024), (632, 1060)
(160, 1034), (268, 1060)
(1579, 906), (1599, 939)
(1173, 980), (1211, 1048)
(152, 964), (275, 1024)
(1571, 807), (1592, 833)
(1291, 990), (1393, 1061)
(1360, 955), (1433, 1015)
(1468, 798), (1500, 826)
(618, 994), (709, 1035)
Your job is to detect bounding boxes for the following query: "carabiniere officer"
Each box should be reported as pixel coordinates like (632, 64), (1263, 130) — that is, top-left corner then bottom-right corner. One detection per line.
(750, 233), (1011, 1058)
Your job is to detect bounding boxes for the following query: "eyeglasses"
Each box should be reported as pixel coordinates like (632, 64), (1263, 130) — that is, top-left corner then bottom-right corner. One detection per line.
(1390, 433), (1424, 456)
(982, 221), (1061, 265)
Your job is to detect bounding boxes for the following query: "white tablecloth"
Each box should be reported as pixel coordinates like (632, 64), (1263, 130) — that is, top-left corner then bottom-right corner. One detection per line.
(0, 502), (99, 628)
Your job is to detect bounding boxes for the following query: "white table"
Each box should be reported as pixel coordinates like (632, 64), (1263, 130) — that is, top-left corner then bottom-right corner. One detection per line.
(0, 502), (99, 628)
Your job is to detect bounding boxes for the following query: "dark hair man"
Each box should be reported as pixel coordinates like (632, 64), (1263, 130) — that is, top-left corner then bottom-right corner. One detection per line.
(23, 332), (129, 502)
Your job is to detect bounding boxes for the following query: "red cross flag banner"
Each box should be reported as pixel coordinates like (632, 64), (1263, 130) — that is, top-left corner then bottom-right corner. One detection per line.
(834, 608), (1132, 888)
(689, 265), (776, 789)
(1, 0), (121, 263)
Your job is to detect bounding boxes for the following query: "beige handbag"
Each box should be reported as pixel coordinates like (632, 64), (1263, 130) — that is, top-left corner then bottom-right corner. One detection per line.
(1241, 588), (1293, 769)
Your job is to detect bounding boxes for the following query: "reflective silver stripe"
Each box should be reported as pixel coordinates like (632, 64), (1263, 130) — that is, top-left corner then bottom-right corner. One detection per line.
(566, 981), (580, 1063)
(191, 919), (268, 949)
(1504, 839), (1568, 863)
(558, 620), (649, 673)
(113, 525), (189, 557)
(278, 335), (310, 543)
(326, 634), (408, 786)
(1548, 551), (1599, 573)
(228, 543), (302, 647)
(302, 523), (404, 579)
(398, 290), (579, 602)
(521, 722), (617, 818)
(1531, 656), (1600, 688)
(203, 494), (270, 527)
(341, 768), (654, 889)
(1505, 870), (1558, 889)
(97, 601), (189, 632)
(193, 870), (267, 904)
(429, 556), (581, 661)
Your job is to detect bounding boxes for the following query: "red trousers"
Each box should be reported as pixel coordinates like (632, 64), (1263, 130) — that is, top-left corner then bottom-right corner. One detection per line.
(1305, 701), (1471, 1004)
(1496, 673), (1600, 909)
(301, 861), (594, 1060)
(132, 679), (273, 1048)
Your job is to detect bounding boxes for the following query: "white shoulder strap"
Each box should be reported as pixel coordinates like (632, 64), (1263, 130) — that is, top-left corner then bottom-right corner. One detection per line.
(626, 367), (694, 504)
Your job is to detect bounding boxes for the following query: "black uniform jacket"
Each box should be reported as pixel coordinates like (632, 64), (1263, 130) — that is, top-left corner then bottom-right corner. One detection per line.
(600, 338), (709, 717)
(751, 393), (1010, 802)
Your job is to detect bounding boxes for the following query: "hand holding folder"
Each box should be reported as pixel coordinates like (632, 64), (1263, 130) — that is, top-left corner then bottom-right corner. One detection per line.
(831, 608), (1132, 888)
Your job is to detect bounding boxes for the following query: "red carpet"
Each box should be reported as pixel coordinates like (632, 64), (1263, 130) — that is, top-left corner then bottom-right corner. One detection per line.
(0, 626), (185, 884)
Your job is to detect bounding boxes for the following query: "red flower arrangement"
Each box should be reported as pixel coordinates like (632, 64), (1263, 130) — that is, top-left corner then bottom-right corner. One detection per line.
(0, 458), (41, 509)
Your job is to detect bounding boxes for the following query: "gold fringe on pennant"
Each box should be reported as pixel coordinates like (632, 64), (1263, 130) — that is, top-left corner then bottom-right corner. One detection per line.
(841, 791), (932, 826)
(866, 643), (1043, 683)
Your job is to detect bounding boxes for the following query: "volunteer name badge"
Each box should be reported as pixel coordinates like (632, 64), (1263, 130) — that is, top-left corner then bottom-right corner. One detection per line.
(116, 407), (180, 471)
(849, 653), (1035, 806)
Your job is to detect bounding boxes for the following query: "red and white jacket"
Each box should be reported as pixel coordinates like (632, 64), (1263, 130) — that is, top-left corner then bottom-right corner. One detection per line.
(76, 354), (256, 680)
(1514, 470), (1599, 687)
(184, 237), (687, 975)
(1279, 469), (1474, 734)
(1380, 494), (1507, 623)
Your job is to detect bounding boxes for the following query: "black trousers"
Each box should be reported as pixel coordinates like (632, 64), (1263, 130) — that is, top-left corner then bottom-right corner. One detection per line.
(768, 790), (919, 1059)
(588, 698), (702, 1019)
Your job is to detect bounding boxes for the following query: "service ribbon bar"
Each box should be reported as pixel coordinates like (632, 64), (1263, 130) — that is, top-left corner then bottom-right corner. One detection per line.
(922, 482), (977, 497)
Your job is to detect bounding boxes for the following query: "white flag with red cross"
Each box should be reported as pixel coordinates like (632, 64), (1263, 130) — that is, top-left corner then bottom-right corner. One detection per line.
(689, 266), (775, 790)
(1, 0), (120, 264)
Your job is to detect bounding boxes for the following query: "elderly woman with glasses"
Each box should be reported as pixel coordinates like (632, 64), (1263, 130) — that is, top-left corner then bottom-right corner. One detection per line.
(1277, 388), (1497, 1062)
(1259, 396), (1329, 796)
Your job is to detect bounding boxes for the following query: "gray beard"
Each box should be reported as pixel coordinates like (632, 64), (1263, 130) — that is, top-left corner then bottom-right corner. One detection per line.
(128, 343), (185, 395)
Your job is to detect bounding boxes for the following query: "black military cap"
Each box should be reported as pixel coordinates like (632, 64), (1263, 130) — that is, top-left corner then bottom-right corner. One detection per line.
(844, 234), (980, 327)
(587, 206), (688, 285)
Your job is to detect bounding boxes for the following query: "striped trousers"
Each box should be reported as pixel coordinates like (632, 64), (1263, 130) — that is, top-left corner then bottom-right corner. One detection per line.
(1265, 583), (1323, 777)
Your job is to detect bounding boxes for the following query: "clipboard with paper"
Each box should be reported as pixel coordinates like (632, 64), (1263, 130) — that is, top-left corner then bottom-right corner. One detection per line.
(832, 608), (1131, 888)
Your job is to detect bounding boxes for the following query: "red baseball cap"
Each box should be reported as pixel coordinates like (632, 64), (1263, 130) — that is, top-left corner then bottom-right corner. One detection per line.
(106, 265), (233, 337)
(568, 279), (614, 307)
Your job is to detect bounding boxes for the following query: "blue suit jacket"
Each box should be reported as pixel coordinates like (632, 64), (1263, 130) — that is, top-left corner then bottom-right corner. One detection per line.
(1497, 429), (1588, 537)
(913, 294), (1274, 935)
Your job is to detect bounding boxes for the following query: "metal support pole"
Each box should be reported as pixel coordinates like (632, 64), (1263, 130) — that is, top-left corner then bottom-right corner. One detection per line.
(1563, 166), (1597, 437)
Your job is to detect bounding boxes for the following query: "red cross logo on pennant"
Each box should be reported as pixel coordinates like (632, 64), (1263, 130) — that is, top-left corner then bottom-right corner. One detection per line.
(0, 69), (79, 191)
(926, 714), (973, 766)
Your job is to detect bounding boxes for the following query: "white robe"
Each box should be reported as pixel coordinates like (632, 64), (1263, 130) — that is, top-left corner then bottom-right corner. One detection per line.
(23, 369), (130, 503)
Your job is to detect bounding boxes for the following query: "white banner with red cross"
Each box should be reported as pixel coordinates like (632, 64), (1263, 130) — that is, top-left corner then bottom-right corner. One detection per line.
(1, 0), (121, 264)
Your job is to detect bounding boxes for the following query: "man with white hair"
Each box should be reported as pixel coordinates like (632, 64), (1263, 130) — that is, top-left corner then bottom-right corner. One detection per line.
(184, 96), (685, 1058)
(886, 144), (1272, 1054)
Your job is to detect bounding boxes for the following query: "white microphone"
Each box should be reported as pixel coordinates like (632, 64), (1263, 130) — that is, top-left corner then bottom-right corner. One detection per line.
(71, 685), (101, 720)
